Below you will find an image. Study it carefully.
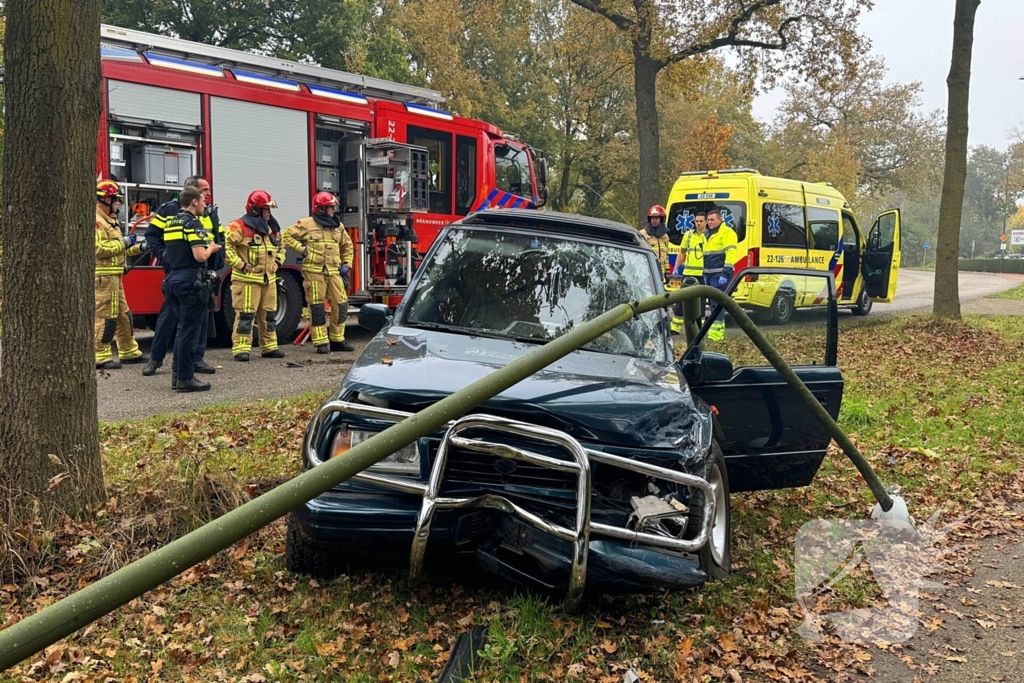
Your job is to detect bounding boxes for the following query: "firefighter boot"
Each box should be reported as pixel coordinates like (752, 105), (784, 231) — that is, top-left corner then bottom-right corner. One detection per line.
(96, 359), (122, 371)
(316, 345), (329, 355)
(262, 349), (286, 359)
(235, 353), (251, 362)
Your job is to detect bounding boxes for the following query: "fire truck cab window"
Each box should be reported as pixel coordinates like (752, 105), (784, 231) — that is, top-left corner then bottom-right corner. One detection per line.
(495, 144), (530, 198)
(408, 125), (452, 215)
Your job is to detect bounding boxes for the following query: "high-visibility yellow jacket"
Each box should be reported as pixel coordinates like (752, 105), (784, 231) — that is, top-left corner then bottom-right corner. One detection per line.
(679, 230), (708, 277)
(95, 207), (142, 276)
(225, 218), (285, 284)
(704, 225), (738, 275)
(283, 216), (353, 274)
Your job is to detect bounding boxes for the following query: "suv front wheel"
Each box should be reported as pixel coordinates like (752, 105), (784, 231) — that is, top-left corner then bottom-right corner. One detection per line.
(686, 440), (731, 580)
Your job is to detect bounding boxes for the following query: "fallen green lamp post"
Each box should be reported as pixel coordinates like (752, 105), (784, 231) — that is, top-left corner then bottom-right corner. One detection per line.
(0, 284), (908, 672)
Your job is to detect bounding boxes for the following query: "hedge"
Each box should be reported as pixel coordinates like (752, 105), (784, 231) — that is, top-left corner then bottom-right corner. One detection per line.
(958, 258), (1024, 274)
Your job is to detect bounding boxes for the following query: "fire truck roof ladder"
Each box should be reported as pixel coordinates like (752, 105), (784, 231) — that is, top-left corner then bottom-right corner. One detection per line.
(101, 24), (445, 107)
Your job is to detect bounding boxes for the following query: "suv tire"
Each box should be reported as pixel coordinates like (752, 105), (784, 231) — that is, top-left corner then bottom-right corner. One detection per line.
(285, 513), (340, 577)
(686, 440), (731, 580)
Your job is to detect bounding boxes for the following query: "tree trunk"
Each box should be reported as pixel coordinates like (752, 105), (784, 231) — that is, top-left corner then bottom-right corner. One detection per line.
(633, 51), (661, 228)
(0, 0), (106, 516)
(933, 0), (981, 320)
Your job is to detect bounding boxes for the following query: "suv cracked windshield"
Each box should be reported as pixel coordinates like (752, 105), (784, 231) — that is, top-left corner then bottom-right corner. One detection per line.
(401, 227), (665, 360)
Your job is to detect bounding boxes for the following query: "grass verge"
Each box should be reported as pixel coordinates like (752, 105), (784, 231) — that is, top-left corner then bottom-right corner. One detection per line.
(990, 282), (1024, 301)
(2, 316), (1023, 682)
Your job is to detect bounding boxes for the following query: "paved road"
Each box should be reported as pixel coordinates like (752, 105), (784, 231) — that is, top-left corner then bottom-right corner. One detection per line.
(97, 324), (375, 423)
(97, 270), (1023, 423)
(871, 268), (1023, 316)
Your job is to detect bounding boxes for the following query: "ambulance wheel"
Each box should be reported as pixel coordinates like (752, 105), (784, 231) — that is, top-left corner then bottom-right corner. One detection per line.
(852, 288), (873, 316)
(274, 271), (304, 342)
(768, 289), (795, 325)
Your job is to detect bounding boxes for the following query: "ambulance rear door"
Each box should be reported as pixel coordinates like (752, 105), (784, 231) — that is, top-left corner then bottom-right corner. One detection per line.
(802, 186), (845, 299)
(863, 209), (902, 302)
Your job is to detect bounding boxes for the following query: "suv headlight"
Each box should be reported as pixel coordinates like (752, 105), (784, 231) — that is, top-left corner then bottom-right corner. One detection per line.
(330, 428), (421, 476)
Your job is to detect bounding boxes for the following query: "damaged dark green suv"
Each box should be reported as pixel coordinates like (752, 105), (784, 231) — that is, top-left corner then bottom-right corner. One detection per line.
(287, 209), (842, 605)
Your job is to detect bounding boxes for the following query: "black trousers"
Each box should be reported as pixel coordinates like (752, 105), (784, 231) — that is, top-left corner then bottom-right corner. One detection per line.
(165, 271), (208, 382)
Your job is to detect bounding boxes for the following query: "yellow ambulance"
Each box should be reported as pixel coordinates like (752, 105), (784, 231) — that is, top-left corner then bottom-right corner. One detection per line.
(665, 169), (901, 323)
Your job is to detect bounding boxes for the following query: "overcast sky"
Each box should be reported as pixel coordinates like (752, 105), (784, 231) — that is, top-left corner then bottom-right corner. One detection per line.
(752, 0), (1024, 150)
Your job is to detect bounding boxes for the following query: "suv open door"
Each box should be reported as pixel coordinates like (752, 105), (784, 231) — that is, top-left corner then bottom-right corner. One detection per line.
(680, 268), (841, 492)
(863, 209), (901, 303)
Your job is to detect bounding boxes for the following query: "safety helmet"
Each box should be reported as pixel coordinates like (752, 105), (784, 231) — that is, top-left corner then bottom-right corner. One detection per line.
(245, 190), (278, 216)
(97, 179), (124, 203)
(647, 205), (667, 219)
(312, 191), (340, 215)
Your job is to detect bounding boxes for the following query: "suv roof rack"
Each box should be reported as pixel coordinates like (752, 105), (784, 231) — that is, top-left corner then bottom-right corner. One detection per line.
(101, 24), (444, 106)
(460, 209), (643, 246)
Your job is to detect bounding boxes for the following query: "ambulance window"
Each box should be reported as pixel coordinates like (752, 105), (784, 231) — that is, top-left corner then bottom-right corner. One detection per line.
(762, 202), (807, 248)
(455, 135), (477, 215)
(408, 125), (452, 214)
(842, 214), (858, 246)
(495, 144), (531, 197)
(668, 202), (746, 241)
(807, 207), (840, 251)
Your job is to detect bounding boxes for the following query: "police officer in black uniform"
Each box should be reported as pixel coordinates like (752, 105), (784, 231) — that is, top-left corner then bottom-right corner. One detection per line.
(162, 186), (222, 392)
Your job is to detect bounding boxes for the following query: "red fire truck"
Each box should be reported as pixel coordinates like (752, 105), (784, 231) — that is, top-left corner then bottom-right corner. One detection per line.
(99, 25), (548, 343)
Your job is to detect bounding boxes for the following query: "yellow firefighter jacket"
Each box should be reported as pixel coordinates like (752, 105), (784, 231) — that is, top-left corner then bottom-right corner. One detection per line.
(283, 216), (354, 274)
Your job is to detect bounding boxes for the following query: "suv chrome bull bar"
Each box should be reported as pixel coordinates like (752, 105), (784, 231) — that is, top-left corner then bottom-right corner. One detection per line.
(305, 401), (716, 610)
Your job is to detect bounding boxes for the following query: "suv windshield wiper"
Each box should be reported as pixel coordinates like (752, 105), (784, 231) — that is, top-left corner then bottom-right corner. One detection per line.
(402, 320), (468, 334)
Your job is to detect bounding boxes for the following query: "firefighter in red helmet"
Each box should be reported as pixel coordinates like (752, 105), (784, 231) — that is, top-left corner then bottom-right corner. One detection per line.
(94, 179), (148, 369)
(283, 191), (355, 353)
(224, 190), (286, 361)
(640, 204), (671, 283)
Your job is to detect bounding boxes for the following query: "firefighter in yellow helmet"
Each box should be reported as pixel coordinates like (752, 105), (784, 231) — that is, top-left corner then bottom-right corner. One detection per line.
(224, 190), (286, 361)
(640, 204), (671, 284)
(95, 180), (148, 369)
(283, 191), (356, 354)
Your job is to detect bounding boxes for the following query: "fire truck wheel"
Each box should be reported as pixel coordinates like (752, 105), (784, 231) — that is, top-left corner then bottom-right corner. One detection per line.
(274, 270), (304, 342)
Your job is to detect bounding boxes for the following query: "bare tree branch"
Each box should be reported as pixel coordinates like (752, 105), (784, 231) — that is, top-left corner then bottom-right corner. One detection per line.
(667, 1), (805, 65)
(568, 0), (633, 32)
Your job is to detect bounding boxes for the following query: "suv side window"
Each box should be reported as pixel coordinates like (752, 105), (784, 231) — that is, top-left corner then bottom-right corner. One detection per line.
(762, 202), (806, 248)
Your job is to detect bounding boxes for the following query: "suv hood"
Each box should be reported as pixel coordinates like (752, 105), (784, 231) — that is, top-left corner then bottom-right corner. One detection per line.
(343, 325), (708, 451)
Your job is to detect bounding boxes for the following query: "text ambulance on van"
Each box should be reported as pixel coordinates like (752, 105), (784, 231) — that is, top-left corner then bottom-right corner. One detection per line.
(665, 169), (901, 324)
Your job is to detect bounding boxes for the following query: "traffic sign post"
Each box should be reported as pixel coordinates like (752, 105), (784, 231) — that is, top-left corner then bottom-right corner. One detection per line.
(923, 242), (930, 267)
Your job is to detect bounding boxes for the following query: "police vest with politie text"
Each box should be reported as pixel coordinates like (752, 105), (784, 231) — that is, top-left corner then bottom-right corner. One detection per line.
(148, 198), (224, 272)
(163, 210), (220, 304)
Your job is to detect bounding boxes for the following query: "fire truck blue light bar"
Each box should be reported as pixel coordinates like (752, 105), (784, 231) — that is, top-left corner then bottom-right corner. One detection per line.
(404, 103), (454, 121)
(143, 53), (224, 77)
(232, 70), (301, 91)
(307, 85), (369, 105)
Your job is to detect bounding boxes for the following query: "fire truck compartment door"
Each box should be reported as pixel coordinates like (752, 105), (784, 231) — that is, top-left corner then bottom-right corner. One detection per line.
(108, 81), (201, 128)
(210, 97), (310, 229)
